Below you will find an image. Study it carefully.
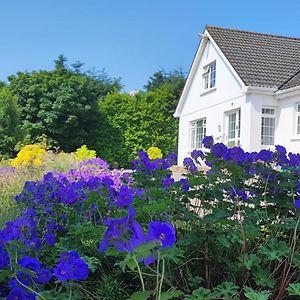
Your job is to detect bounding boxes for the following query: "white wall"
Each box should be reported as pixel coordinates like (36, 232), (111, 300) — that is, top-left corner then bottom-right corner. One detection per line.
(177, 38), (247, 163)
(246, 93), (279, 152)
(277, 94), (300, 153)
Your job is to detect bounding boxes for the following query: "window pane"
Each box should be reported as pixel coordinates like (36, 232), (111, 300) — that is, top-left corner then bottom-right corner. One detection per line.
(191, 118), (206, 148)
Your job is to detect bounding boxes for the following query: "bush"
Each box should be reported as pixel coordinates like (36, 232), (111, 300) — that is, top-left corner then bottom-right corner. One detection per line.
(0, 140), (299, 299)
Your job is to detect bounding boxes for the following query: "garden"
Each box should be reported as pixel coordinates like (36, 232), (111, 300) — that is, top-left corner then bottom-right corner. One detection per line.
(0, 137), (300, 300)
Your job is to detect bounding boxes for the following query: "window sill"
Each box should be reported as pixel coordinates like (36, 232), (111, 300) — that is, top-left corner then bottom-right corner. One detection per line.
(290, 136), (300, 141)
(200, 87), (216, 96)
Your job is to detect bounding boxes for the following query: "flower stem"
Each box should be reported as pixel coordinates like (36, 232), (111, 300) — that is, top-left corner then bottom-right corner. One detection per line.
(157, 258), (165, 300)
(133, 256), (145, 291)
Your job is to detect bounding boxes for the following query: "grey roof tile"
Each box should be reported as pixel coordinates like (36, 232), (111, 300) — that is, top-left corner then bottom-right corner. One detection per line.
(206, 26), (300, 89)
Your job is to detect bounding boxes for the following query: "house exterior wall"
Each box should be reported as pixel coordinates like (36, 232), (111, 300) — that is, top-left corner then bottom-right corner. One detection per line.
(177, 39), (248, 163)
(277, 94), (300, 153)
(245, 93), (279, 151)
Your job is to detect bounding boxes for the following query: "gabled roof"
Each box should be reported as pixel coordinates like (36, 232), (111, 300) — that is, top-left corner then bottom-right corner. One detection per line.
(206, 26), (300, 89)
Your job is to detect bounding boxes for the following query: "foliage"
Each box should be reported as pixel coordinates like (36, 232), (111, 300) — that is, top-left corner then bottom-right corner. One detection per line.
(8, 56), (121, 153)
(99, 87), (178, 167)
(0, 139), (300, 299)
(0, 86), (20, 158)
(144, 69), (186, 108)
(75, 144), (96, 161)
(11, 144), (46, 168)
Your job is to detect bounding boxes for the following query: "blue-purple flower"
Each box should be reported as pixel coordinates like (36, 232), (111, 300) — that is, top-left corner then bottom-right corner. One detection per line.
(162, 175), (175, 188)
(147, 221), (176, 248)
(54, 251), (89, 281)
(202, 136), (214, 148)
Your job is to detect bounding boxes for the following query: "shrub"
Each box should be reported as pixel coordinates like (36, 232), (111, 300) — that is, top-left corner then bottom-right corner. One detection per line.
(0, 139), (299, 299)
(75, 144), (97, 161)
(11, 144), (46, 168)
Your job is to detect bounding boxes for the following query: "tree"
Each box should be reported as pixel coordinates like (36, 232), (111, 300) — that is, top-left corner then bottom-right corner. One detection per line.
(144, 69), (186, 111)
(8, 57), (121, 153)
(99, 86), (178, 167)
(0, 87), (20, 157)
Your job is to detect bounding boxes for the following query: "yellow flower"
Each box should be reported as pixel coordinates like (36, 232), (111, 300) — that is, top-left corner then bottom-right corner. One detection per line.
(11, 144), (46, 168)
(147, 146), (163, 160)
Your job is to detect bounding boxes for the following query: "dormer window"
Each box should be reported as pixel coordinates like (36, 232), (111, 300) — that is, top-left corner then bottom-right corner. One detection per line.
(203, 61), (216, 90)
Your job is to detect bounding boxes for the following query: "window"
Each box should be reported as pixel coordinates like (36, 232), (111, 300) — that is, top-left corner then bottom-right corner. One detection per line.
(227, 109), (241, 147)
(261, 107), (275, 146)
(190, 118), (206, 149)
(203, 61), (216, 90)
(296, 103), (300, 135)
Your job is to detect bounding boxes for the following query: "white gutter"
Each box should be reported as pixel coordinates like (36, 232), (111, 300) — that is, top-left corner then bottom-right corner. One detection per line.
(275, 85), (300, 99)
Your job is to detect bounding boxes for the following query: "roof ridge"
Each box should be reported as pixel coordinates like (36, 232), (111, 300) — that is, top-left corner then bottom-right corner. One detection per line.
(205, 25), (300, 41)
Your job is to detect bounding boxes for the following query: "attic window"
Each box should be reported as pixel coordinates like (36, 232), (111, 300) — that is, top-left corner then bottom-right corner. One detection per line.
(203, 61), (216, 90)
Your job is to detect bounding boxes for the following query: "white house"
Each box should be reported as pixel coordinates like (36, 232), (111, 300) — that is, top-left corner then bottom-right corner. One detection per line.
(175, 26), (300, 164)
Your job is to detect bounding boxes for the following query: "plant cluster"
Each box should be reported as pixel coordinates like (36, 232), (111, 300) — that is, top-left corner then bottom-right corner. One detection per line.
(0, 139), (299, 299)
(11, 144), (46, 168)
(75, 145), (97, 162)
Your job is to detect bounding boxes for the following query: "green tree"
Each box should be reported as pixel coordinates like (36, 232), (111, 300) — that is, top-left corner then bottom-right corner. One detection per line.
(0, 87), (20, 157)
(8, 57), (121, 152)
(99, 86), (178, 167)
(144, 69), (186, 110)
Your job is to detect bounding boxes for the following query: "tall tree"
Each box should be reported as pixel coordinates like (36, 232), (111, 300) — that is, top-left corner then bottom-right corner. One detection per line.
(144, 69), (186, 110)
(8, 57), (121, 152)
(0, 87), (20, 157)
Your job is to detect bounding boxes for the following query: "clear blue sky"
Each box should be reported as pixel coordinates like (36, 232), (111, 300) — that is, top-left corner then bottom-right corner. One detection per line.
(1, 0), (300, 91)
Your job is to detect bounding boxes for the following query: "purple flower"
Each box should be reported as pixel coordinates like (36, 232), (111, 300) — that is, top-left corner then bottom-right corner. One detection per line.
(147, 221), (176, 248)
(7, 287), (27, 300)
(258, 149), (273, 163)
(54, 251), (89, 281)
(162, 175), (174, 188)
(191, 149), (204, 160)
(179, 178), (190, 192)
(45, 232), (56, 246)
(227, 147), (245, 164)
(166, 152), (178, 165)
(36, 268), (52, 284)
(275, 145), (287, 155)
(295, 199), (300, 209)
(211, 143), (228, 159)
(54, 262), (74, 281)
(183, 157), (198, 172)
(202, 136), (214, 148)
(0, 247), (9, 269)
(18, 256), (40, 273)
(116, 185), (133, 207)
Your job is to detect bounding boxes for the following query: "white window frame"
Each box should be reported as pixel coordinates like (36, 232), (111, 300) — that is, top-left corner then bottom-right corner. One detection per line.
(202, 61), (216, 90)
(295, 103), (300, 136)
(226, 109), (241, 148)
(190, 118), (206, 149)
(261, 107), (276, 147)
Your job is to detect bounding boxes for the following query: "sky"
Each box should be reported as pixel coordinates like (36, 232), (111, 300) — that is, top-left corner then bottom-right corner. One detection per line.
(1, 0), (300, 91)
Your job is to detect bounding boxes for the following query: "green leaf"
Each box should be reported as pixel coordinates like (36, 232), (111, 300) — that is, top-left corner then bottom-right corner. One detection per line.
(240, 254), (261, 270)
(133, 241), (157, 259)
(184, 287), (212, 300)
(253, 268), (276, 288)
(161, 246), (184, 264)
(244, 287), (271, 300)
(259, 238), (290, 261)
(160, 288), (184, 300)
(127, 290), (153, 300)
(212, 281), (240, 299)
(287, 283), (300, 296)
(118, 254), (137, 272)
(81, 255), (100, 273)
